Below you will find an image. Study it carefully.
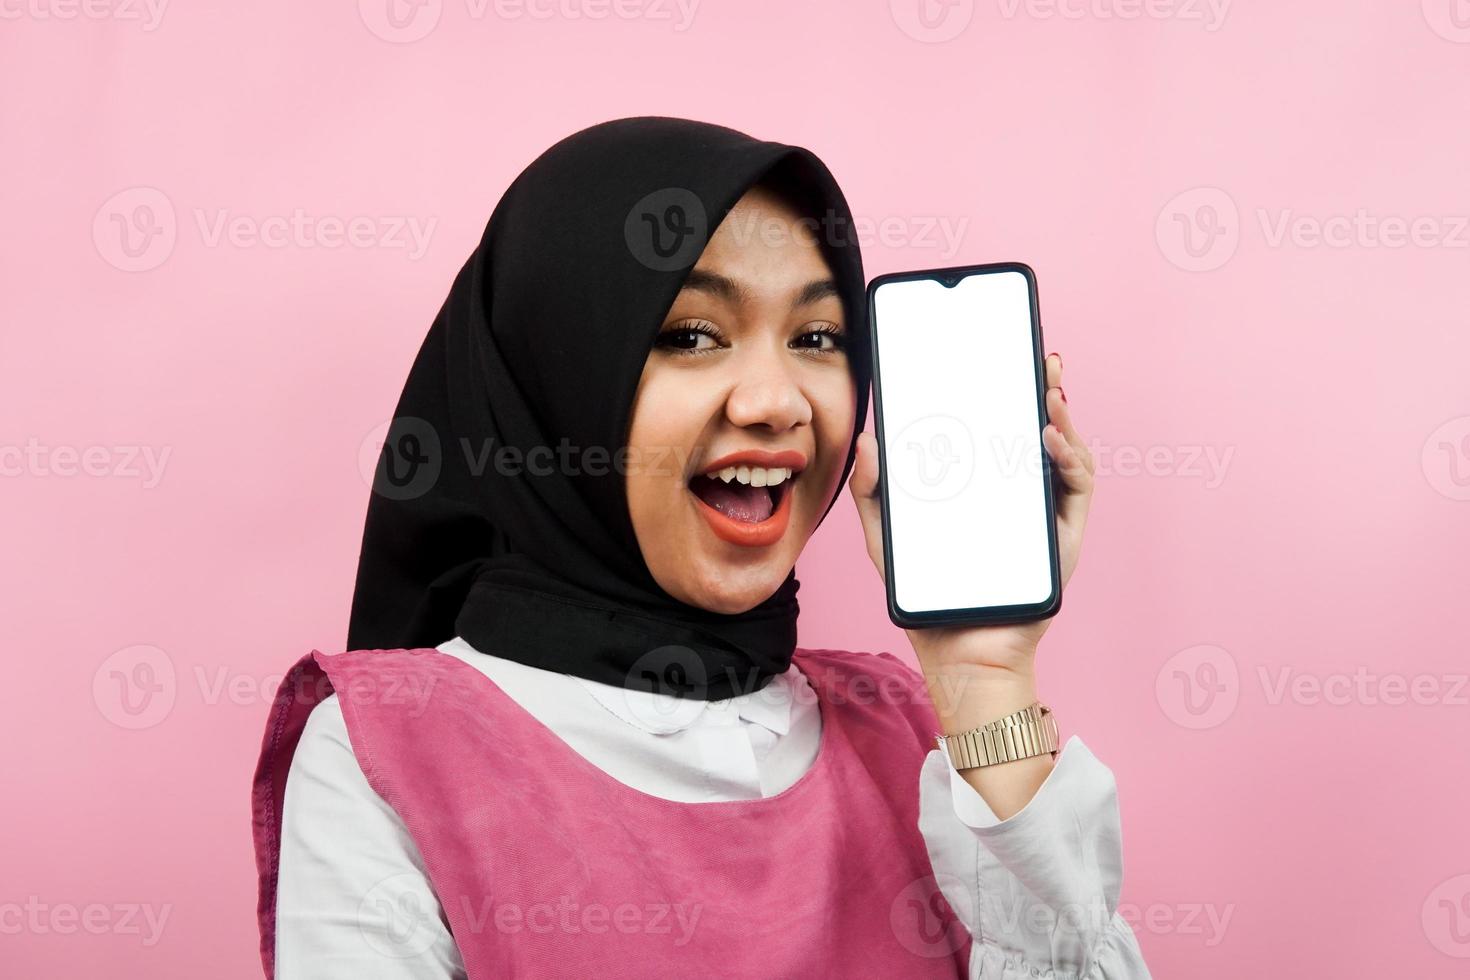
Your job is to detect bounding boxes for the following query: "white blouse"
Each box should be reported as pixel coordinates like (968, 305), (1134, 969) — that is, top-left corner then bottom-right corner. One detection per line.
(274, 636), (1151, 978)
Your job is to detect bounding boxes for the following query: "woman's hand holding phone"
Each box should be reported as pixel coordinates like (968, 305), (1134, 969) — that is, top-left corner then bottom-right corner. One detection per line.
(849, 351), (1096, 818)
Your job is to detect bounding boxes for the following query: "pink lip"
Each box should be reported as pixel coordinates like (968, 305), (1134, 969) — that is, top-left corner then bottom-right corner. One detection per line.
(693, 448), (809, 478)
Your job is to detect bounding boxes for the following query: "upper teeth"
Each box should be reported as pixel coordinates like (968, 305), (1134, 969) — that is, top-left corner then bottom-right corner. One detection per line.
(708, 465), (794, 487)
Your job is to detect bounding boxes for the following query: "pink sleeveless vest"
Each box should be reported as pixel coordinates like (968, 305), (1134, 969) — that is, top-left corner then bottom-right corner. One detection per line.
(251, 646), (971, 978)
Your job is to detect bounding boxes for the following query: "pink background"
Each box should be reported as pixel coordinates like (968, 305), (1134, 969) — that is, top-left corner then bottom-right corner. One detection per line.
(4, 1), (1469, 975)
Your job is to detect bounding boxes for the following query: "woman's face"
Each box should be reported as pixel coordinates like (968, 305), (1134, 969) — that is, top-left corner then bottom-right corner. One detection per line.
(626, 184), (857, 614)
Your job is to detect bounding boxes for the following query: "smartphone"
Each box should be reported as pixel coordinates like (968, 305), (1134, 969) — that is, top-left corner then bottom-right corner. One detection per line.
(867, 261), (1061, 629)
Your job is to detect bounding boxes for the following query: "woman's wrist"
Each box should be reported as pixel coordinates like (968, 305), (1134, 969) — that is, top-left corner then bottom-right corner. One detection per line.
(923, 665), (1040, 736)
(909, 627), (1038, 672)
(907, 635), (1033, 722)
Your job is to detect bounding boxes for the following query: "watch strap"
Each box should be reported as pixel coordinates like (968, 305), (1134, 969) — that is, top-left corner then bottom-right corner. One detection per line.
(934, 701), (1058, 770)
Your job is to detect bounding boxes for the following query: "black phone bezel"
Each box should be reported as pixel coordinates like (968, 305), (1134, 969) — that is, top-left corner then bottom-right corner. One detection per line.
(866, 260), (1063, 629)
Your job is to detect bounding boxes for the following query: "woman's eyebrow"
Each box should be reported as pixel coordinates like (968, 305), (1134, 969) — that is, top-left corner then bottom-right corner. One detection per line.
(680, 269), (751, 304)
(679, 269), (839, 309)
(793, 278), (839, 308)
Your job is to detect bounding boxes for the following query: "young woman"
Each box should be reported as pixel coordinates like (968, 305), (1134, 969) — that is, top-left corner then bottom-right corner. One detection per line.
(250, 116), (1151, 978)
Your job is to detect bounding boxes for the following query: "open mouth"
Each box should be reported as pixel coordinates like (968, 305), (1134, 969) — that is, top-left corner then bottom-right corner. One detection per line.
(687, 466), (795, 524)
(685, 455), (805, 548)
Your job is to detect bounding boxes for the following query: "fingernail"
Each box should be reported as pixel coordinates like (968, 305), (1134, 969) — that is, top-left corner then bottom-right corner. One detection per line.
(1058, 386), (1067, 403)
(1048, 351), (1062, 369)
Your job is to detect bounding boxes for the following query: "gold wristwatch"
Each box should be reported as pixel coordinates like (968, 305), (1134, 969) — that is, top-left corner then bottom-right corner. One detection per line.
(934, 702), (1059, 770)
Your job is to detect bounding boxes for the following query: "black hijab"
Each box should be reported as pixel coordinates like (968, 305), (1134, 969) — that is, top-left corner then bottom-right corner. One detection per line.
(345, 116), (869, 700)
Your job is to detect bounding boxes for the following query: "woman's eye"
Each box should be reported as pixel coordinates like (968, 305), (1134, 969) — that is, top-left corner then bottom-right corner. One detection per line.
(793, 325), (846, 352)
(655, 322), (845, 355)
(654, 322), (722, 354)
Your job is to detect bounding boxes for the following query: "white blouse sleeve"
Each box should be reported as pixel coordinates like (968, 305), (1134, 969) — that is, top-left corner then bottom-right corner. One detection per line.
(917, 735), (1152, 979)
(274, 694), (466, 980)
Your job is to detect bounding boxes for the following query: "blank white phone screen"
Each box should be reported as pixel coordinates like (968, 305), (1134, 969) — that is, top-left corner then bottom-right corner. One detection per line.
(873, 271), (1052, 614)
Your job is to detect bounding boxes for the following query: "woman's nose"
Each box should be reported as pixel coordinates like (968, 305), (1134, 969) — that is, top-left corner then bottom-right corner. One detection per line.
(723, 347), (813, 433)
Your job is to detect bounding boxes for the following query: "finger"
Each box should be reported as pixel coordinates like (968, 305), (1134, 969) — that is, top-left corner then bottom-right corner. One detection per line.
(1045, 351), (1062, 388)
(1044, 386), (1095, 476)
(847, 431), (886, 577)
(1043, 421), (1094, 498)
(849, 429), (879, 500)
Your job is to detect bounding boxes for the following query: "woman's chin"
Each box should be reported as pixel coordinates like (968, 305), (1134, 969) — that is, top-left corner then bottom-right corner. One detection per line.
(680, 556), (793, 615)
(635, 489), (810, 613)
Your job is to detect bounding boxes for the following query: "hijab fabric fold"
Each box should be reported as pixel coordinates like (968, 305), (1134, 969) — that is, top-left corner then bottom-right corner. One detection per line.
(346, 116), (869, 700)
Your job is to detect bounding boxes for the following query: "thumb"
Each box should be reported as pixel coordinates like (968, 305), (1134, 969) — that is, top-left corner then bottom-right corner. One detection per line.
(847, 430), (886, 580)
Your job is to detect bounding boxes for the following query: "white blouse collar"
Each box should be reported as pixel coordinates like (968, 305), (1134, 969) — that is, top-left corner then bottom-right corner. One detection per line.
(436, 635), (796, 737)
(574, 667), (796, 736)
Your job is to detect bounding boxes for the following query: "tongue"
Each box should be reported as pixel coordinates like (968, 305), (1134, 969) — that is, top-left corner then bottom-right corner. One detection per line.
(692, 477), (775, 523)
